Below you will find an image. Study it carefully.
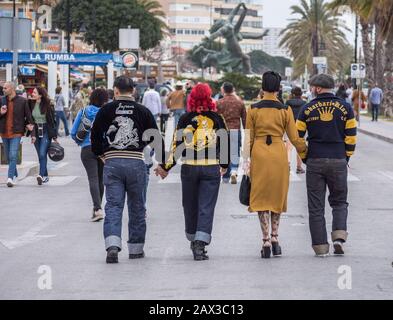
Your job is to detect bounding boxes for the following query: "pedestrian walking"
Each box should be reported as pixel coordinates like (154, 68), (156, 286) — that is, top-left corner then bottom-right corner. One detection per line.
(16, 84), (28, 99)
(217, 82), (246, 184)
(71, 88), (109, 222)
(285, 86), (307, 174)
(336, 84), (348, 101)
(369, 83), (383, 122)
(243, 71), (307, 259)
(0, 82), (35, 187)
(54, 86), (70, 137)
(91, 76), (165, 264)
(28, 87), (57, 185)
(142, 81), (161, 121)
(351, 86), (367, 121)
(167, 81), (186, 128)
(159, 89), (170, 136)
(296, 74), (357, 257)
(155, 83), (229, 261)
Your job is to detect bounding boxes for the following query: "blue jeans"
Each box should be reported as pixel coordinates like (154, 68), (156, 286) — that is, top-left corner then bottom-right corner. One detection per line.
(103, 158), (147, 254)
(2, 137), (21, 179)
(173, 109), (185, 129)
(371, 104), (380, 121)
(181, 165), (221, 244)
(34, 125), (50, 177)
(55, 111), (70, 136)
(223, 130), (242, 180)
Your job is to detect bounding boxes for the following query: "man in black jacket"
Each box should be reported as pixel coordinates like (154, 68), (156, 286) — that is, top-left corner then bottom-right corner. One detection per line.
(91, 76), (165, 263)
(0, 82), (34, 187)
(297, 74), (357, 257)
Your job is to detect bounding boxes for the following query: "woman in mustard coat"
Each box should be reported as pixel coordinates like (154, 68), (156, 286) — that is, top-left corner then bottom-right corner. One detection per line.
(243, 71), (307, 259)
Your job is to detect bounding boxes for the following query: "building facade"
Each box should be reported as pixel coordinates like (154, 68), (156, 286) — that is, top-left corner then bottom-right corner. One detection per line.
(165, 0), (264, 53)
(262, 27), (291, 59)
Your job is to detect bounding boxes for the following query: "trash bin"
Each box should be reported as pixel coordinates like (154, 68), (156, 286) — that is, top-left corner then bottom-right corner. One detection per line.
(0, 142), (22, 165)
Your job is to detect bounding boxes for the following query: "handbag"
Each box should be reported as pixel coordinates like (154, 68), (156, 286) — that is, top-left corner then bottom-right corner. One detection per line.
(75, 108), (92, 143)
(239, 175), (251, 206)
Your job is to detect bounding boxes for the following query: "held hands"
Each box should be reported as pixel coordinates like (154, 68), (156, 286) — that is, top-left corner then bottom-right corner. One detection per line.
(154, 166), (168, 180)
(242, 159), (251, 176)
(220, 168), (227, 176)
(31, 136), (36, 144)
(0, 105), (7, 115)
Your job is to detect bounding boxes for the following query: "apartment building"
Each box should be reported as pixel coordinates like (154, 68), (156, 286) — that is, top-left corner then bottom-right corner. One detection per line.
(262, 27), (291, 59)
(165, 0), (264, 53)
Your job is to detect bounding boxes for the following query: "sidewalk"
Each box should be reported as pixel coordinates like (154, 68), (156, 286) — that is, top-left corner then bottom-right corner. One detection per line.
(358, 115), (393, 144)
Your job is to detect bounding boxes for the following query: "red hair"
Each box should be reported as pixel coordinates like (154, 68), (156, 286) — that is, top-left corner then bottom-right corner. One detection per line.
(187, 83), (217, 113)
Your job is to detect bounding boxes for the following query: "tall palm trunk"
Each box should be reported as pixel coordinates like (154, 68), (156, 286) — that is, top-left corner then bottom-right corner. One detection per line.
(360, 20), (374, 85)
(383, 32), (393, 118)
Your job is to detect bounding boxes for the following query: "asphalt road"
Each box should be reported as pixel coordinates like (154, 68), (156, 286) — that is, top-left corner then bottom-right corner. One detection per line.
(0, 121), (392, 300)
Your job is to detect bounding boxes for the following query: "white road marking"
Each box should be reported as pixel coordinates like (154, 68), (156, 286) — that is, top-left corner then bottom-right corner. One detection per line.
(19, 176), (79, 186)
(48, 162), (68, 171)
(378, 171), (393, 181)
(347, 173), (360, 182)
(0, 221), (55, 250)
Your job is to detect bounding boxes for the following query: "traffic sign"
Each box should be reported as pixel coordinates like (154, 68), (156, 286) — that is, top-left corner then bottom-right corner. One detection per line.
(351, 63), (366, 79)
(313, 56), (327, 65)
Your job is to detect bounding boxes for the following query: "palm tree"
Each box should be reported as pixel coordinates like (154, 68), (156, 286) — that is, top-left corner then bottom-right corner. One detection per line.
(329, 0), (393, 116)
(137, 0), (168, 34)
(280, 0), (350, 78)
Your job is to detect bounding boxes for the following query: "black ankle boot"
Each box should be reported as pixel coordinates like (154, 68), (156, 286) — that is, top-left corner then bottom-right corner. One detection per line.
(106, 246), (119, 264)
(192, 240), (209, 261)
(271, 234), (282, 257)
(261, 239), (271, 259)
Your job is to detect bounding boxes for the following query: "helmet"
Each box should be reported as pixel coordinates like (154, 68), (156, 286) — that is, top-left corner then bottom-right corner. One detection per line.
(48, 142), (64, 162)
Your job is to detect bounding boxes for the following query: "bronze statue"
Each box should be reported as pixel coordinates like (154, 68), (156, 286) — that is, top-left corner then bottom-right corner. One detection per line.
(194, 3), (268, 74)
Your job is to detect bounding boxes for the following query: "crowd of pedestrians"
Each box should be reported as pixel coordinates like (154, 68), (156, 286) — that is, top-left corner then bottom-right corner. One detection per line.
(0, 72), (358, 263)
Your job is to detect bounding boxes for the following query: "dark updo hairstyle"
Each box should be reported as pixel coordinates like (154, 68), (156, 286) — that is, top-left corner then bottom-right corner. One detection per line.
(262, 71), (282, 93)
(90, 88), (109, 108)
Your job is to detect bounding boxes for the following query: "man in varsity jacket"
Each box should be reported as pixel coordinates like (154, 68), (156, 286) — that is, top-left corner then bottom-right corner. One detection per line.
(91, 76), (165, 264)
(296, 74), (357, 257)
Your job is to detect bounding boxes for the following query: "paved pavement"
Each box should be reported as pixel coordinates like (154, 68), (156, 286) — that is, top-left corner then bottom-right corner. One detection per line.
(358, 115), (393, 143)
(0, 118), (393, 300)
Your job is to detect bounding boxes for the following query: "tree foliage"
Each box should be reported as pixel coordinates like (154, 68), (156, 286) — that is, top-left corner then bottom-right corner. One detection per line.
(280, 0), (350, 78)
(249, 50), (292, 76)
(52, 0), (164, 52)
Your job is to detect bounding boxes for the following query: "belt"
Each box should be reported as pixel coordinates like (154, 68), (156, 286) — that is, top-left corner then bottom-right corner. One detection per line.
(255, 135), (283, 145)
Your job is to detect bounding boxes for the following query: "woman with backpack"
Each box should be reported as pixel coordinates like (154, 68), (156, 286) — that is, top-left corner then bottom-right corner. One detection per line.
(28, 87), (57, 185)
(71, 88), (109, 222)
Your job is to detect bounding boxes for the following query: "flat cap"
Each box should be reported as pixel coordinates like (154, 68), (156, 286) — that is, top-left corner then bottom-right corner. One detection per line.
(309, 74), (335, 89)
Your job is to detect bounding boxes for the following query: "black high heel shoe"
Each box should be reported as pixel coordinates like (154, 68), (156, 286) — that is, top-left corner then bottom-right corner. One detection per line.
(261, 239), (271, 259)
(271, 234), (282, 257)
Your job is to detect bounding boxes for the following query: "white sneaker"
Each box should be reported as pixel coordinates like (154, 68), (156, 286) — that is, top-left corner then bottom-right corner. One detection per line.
(12, 176), (17, 185)
(315, 253), (330, 258)
(6, 178), (14, 188)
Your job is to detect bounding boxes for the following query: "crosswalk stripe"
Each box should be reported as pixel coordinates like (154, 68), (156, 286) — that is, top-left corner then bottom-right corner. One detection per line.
(18, 176), (79, 186)
(378, 171), (393, 180)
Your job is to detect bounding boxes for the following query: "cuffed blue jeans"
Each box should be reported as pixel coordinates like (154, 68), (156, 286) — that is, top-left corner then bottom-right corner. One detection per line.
(2, 137), (21, 179)
(181, 165), (221, 245)
(103, 158), (147, 254)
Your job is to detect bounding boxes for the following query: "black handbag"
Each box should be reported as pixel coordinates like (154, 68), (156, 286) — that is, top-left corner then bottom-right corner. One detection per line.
(75, 108), (92, 143)
(239, 175), (251, 206)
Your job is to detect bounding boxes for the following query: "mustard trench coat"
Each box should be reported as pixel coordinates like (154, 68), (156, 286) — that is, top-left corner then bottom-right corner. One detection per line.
(244, 97), (307, 214)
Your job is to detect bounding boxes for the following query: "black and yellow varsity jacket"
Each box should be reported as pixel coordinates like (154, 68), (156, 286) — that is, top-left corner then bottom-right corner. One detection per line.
(296, 93), (357, 160)
(161, 111), (230, 172)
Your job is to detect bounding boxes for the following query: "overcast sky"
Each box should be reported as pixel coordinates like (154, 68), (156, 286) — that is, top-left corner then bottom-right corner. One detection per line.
(260, 0), (355, 43)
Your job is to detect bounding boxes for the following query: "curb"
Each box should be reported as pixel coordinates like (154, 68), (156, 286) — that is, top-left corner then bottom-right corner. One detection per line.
(358, 128), (393, 144)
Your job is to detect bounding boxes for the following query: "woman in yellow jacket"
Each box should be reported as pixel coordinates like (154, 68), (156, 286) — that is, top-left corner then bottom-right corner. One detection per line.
(244, 71), (307, 259)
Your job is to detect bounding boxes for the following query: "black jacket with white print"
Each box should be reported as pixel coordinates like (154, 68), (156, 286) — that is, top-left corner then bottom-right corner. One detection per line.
(91, 96), (165, 163)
